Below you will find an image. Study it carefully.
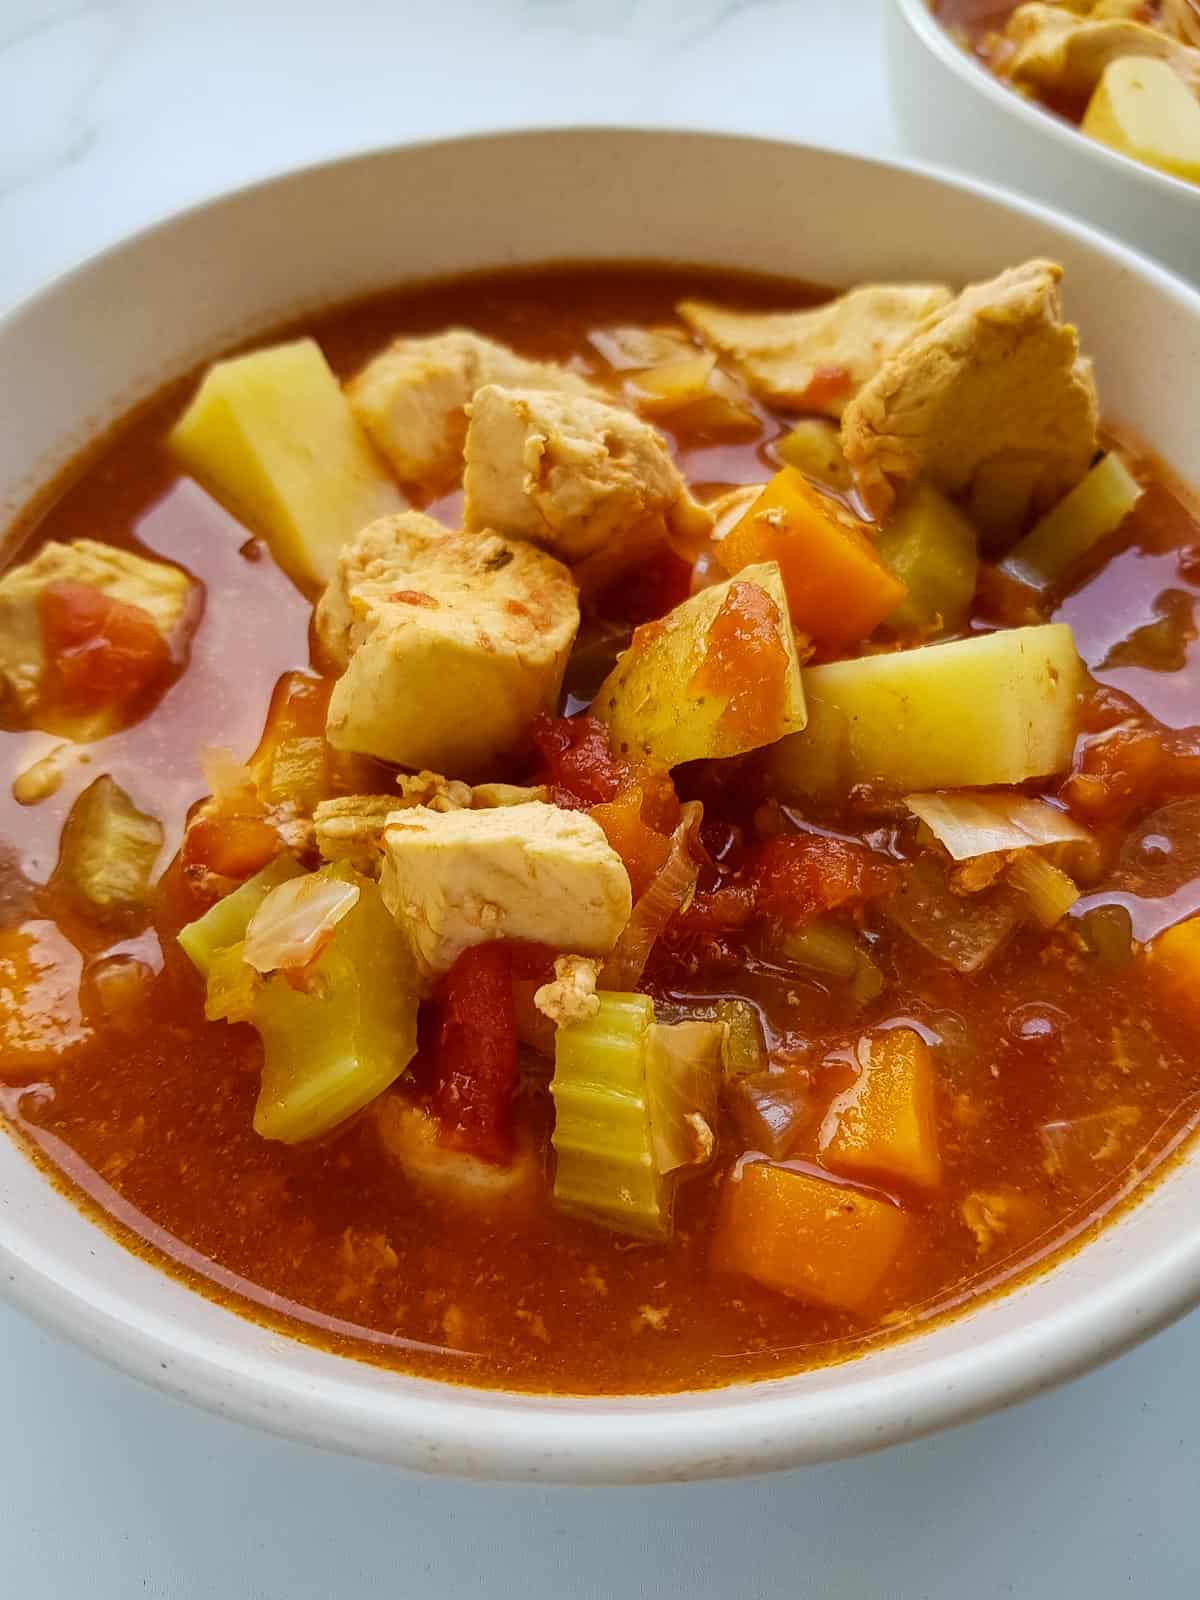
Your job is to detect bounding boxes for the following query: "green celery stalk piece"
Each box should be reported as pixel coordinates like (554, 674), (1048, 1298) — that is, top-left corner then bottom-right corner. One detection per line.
(550, 991), (669, 1242)
(1001, 453), (1142, 592)
(875, 483), (978, 634)
(177, 853), (302, 976)
(252, 871), (418, 1144)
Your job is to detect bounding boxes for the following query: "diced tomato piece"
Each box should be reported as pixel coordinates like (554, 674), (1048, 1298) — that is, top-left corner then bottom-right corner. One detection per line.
(431, 943), (519, 1164)
(1062, 725), (1170, 824)
(596, 546), (694, 625)
(182, 815), (281, 880)
(530, 713), (626, 809)
(797, 365), (852, 412)
(751, 833), (895, 926)
(688, 581), (789, 745)
(672, 881), (757, 935)
(39, 581), (170, 717)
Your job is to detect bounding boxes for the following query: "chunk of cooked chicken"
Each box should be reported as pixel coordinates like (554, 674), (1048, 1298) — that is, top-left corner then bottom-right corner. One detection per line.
(534, 954), (602, 1028)
(379, 800), (631, 981)
(313, 794), (397, 872)
(315, 779), (551, 873)
(315, 512), (579, 775)
(840, 260), (1099, 536)
(345, 329), (603, 489)
(0, 539), (193, 715)
(1003, 3), (1200, 97)
(676, 285), (953, 418)
(462, 385), (712, 590)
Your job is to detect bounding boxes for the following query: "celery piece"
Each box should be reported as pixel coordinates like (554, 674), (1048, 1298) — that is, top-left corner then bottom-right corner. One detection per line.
(716, 999), (767, 1081)
(53, 776), (164, 920)
(1001, 453), (1142, 593)
(550, 991), (669, 1241)
(875, 483), (978, 635)
(177, 853), (303, 977)
(252, 873), (418, 1143)
(772, 918), (860, 980)
(849, 949), (885, 1007)
(1006, 852), (1080, 928)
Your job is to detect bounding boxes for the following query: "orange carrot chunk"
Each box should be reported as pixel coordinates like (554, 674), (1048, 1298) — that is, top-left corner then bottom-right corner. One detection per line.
(819, 1027), (942, 1191)
(1144, 915), (1200, 1032)
(715, 466), (906, 648)
(711, 1160), (907, 1311)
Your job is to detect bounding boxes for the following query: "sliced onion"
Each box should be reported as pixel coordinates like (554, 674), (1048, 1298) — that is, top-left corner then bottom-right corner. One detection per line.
(587, 324), (698, 372)
(645, 1018), (723, 1173)
(709, 484), (766, 545)
(904, 791), (1092, 861)
(599, 801), (703, 989)
(244, 873), (360, 974)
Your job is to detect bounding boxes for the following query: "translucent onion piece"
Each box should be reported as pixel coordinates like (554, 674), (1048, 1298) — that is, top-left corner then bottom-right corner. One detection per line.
(244, 871), (361, 974)
(1006, 852), (1079, 928)
(709, 485), (767, 546)
(884, 853), (1023, 974)
(1039, 1106), (1142, 1193)
(645, 1018), (723, 1173)
(599, 801), (703, 989)
(588, 325), (697, 371)
(905, 790), (1092, 860)
(729, 1070), (808, 1159)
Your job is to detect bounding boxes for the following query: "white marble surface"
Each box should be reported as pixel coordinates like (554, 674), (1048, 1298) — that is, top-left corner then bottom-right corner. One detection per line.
(1, 2), (1197, 1596)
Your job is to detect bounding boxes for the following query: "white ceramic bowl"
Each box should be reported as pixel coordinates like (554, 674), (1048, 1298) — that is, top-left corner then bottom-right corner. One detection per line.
(3, 130), (1200, 1483)
(886, 0), (1200, 283)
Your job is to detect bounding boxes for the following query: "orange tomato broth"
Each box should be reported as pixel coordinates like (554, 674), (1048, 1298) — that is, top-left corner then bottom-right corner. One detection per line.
(1, 263), (1200, 1397)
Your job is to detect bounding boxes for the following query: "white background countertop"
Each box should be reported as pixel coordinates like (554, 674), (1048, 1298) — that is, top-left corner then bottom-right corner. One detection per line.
(2, 1), (1198, 1595)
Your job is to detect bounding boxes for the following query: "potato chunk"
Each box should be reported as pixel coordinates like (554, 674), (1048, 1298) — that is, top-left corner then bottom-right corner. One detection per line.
(346, 329), (602, 489)
(677, 284), (952, 417)
(1083, 56), (1200, 183)
(315, 512), (579, 775)
(462, 385), (712, 588)
(379, 801), (631, 981)
(170, 338), (403, 589)
(768, 622), (1083, 798)
(594, 562), (806, 769)
(841, 260), (1099, 537)
(1004, 3), (1200, 98)
(0, 539), (193, 718)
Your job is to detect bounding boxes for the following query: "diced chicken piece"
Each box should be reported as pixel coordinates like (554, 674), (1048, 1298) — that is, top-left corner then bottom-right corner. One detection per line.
(462, 385), (712, 591)
(1003, 3), (1200, 97)
(313, 794), (396, 872)
(0, 539), (193, 715)
(841, 260), (1099, 535)
(315, 512), (579, 774)
(379, 800), (631, 981)
(395, 770), (472, 813)
(677, 285), (953, 418)
(470, 781), (550, 808)
(534, 954), (602, 1028)
(314, 779), (552, 874)
(372, 1095), (541, 1209)
(345, 329), (603, 489)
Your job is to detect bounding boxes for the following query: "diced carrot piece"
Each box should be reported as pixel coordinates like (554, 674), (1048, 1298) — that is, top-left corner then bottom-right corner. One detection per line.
(711, 1159), (907, 1311)
(0, 920), (87, 1066)
(1144, 915), (1200, 1031)
(715, 466), (906, 647)
(819, 1028), (942, 1191)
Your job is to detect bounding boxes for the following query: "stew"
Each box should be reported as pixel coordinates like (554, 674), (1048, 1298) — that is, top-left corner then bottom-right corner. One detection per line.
(935, 1), (1200, 185)
(2, 260), (1200, 1396)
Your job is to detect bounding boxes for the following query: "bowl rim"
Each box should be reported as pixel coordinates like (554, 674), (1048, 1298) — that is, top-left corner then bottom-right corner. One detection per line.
(4, 125), (1200, 1482)
(891, 0), (1200, 209)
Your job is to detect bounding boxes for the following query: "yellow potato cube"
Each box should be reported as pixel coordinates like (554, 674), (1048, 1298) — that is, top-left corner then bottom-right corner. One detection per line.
(169, 338), (403, 589)
(1083, 57), (1200, 184)
(768, 623), (1082, 798)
